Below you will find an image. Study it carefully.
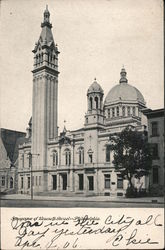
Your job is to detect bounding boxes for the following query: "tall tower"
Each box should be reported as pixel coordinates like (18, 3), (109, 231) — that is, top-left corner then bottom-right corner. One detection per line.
(84, 79), (105, 167)
(31, 6), (59, 190)
(85, 78), (104, 127)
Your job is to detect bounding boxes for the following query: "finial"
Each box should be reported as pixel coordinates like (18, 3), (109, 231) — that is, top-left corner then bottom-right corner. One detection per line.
(94, 77), (96, 81)
(119, 67), (128, 84)
(63, 120), (67, 133)
(41, 5), (51, 28)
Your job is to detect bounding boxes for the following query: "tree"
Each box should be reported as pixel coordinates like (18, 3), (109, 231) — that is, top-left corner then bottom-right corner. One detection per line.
(109, 127), (152, 191)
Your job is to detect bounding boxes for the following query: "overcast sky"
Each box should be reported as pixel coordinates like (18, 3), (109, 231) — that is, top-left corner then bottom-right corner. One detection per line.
(0, 0), (164, 133)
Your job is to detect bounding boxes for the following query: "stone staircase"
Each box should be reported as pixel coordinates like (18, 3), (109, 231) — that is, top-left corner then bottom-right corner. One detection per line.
(35, 190), (96, 197)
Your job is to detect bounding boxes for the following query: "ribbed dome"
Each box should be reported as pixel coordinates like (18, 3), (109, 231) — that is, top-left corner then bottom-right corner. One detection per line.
(105, 68), (145, 105)
(87, 78), (104, 94)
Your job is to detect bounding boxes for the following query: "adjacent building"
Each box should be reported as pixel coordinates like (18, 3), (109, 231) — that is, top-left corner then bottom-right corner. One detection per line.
(0, 128), (26, 193)
(17, 7), (151, 197)
(143, 108), (164, 196)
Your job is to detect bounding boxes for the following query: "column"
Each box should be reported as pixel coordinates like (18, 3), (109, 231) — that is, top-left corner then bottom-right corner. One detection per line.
(70, 170), (73, 192)
(57, 173), (60, 192)
(125, 106), (128, 116)
(97, 96), (100, 110)
(119, 106), (122, 116)
(46, 75), (50, 139)
(84, 174), (87, 194)
(59, 147), (61, 166)
(95, 169), (98, 195)
(88, 97), (90, 110)
(50, 78), (54, 139)
(93, 95), (96, 109)
(53, 78), (58, 138)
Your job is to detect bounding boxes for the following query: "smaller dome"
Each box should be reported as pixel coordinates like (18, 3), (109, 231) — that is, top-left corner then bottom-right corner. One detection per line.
(87, 78), (104, 95)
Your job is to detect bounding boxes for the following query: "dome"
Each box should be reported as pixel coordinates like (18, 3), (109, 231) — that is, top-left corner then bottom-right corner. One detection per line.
(104, 68), (145, 105)
(87, 78), (104, 95)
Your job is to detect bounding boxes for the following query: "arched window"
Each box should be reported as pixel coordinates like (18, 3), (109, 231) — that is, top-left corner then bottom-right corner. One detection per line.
(88, 149), (93, 163)
(78, 147), (84, 164)
(106, 145), (111, 162)
(100, 96), (103, 109)
(36, 55), (38, 65)
(38, 54), (41, 63)
(112, 107), (115, 117)
(122, 106), (125, 116)
(53, 55), (56, 64)
(153, 166), (159, 184)
(10, 177), (13, 189)
(41, 53), (43, 63)
(47, 53), (49, 64)
(86, 117), (88, 124)
(107, 109), (110, 118)
(90, 97), (93, 110)
(127, 106), (130, 116)
(79, 150), (81, 164)
(65, 149), (71, 166)
(116, 106), (119, 116)
(95, 96), (98, 109)
(132, 107), (135, 116)
(22, 154), (24, 168)
(52, 150), (58, 166)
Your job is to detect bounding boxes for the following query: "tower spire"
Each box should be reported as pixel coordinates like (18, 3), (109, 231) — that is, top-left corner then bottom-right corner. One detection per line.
(41, 5), (52, 28)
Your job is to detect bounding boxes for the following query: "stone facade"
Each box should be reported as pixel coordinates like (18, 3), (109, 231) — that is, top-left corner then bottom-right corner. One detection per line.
(0, 128), (25, 193)
(142, 108), (164, 195)
(18, 7), (151, 197)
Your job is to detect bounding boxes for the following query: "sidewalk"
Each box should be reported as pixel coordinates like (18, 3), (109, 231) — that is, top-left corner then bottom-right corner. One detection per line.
(1, 193), (164, 204)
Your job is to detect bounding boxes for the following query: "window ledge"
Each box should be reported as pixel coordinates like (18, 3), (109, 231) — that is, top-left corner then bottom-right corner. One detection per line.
(150, 134), (160, 137)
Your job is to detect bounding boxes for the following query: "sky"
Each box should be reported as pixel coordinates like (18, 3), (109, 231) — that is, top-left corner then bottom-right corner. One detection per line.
(0, 0), (164, 133)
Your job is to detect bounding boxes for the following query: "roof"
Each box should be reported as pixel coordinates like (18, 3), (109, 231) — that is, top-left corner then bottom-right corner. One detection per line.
(142, 108), (164, 118)
(105, 83), (145, 105)
(87, 79), (104, 95)
(104, 68), (145, 105)
(32, 7), (58, 53)
(0, 128), (26, 164)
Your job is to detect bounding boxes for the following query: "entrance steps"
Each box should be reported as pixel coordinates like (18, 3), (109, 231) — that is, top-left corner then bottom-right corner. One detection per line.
(35, 190), (97, 197)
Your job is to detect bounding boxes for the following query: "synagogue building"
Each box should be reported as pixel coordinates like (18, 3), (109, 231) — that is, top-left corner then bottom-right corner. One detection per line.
(17, 7), (160, 197)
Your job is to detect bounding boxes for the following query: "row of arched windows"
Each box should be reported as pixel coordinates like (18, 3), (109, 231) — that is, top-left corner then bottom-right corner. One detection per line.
(35, 52), (57, 66)
(65, 149), (71, 166)
(21, 154), (31, 169)
(107, 106), (136, 118)
(52, 146), (112, 165)
(1, 176), (13, 188)
(89, 96), (102, 110)
(52, 147), (84, 166)
(36, 53), (43, 64)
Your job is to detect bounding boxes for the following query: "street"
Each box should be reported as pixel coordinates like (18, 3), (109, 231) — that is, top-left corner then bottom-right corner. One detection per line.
(1, 198), (164, 208)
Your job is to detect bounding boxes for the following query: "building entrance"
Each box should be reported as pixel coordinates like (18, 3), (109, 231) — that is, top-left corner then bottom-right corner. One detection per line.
(61, 174), (67, 190)
(88, 176), (94, 190)
(52, 175), (57, 190)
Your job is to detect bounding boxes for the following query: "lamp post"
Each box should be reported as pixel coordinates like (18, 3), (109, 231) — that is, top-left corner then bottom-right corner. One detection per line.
(28, 152), (39, 200)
